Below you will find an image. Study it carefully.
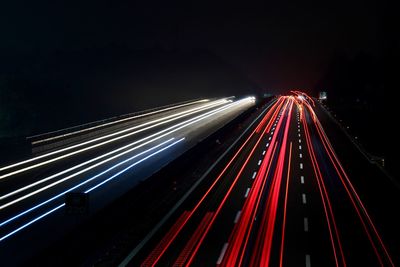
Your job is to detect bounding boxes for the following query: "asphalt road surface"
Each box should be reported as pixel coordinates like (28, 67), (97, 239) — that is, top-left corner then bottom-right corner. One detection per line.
(0, 96), (256, 265)
(129, 94), (398, 267)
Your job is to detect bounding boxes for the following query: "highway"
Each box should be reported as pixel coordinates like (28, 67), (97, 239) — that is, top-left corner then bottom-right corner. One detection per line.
(0, 96), (256, 265)
(127, 94), (398, 267)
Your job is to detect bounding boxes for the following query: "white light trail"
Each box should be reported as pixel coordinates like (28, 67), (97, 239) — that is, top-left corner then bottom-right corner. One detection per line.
(31, 99), (209, 145)
(0, 97), (254, 209)
(0, 138), (184, 241)
(0, 99), (229, 179)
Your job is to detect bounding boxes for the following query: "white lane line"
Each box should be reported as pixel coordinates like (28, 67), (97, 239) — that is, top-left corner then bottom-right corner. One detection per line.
(266, 143), (270, 147)
(302, 193), (307, 204)
(298, 128), (301, 132)
(306, 254), (311, 267)
(244, 188), (251, 198)
(300, 163), (303, 169)
(262, 150), (266, 155)
(234, 211), (241, 223)
(299, 139), (302, 143)
(252, 171), (257, 179)
(258, 160), (262, 166)
(299, 145), (302, 150)
(298, 125), (300, 128)
(298, 133), (301, 137)
(268, 136), (272, 140)
(301, 176), (305, 184)
(299, 153), (303, 158)
(304, 217), (309, 232)
(271, 131), (274, 135)
(216, 243), (229, 264)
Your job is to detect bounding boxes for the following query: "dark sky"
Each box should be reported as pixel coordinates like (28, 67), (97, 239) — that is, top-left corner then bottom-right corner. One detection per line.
(1, 0), (383, 91)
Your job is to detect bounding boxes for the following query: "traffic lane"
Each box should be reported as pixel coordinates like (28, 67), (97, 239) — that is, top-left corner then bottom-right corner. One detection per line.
(0, 100), (231, 195)
(305, 108), (385, 266)
(3, 100), (253, 266)
(0, 101), (252, 228)
(151, 117), (274, 266)
(27, 99), (273, 267)
(0, 98), (247, 205)
(0, 138), (180, 226)
(0, 120), (179, 195)
(187, 102), (287, 266)
(0, 139), (186, 266)
(282, 105), (335, 267)
(132, 99), (282, 266)
(218, 98), (289, 266)
(243, 104), (290, 267)
(313, 102), (400, 265)
(190, 131), (277, 266)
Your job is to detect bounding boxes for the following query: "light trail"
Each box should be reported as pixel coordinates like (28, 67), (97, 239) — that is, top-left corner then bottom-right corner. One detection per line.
(0, 138), (183, 242)
(139, 98), (282, 266)
(138, 93), (395, 267)
(30, 99), (210, 145)
(306, 101), (394, 266)
(0, 99), (229, 178)
(141, 211), (191, 267)
(0, 139), (175, 227)
(302, 103), (346, 267)
(0, 98), (253, 212)
(220, 97), (288, 266)
(221, 143), (278, 266)
(255, 97), (285, 133)
(256, 98), (293, 266)
(84, 138), (184, 193)
(173, 212), (214, 267)
(279, 142), (292, 267)
(186, 98), (291, 267)
(0, 204), (65, 242)
(0, 100), (234, 198)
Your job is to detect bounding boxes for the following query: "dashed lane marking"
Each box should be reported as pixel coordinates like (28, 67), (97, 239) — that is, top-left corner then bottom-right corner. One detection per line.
(306, 254), (311, 267)
(244, 188), (250, 198)
(216, 243), (229, 264)
(302, 193), (307, 204)
(234, 211), (241, 223)
(304, 217), (309, 232)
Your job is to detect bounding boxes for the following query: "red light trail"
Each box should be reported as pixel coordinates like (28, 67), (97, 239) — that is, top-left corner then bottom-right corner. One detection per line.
(137, 94), (395, 267)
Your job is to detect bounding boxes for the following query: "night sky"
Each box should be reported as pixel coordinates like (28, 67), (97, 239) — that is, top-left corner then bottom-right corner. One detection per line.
(0, 0), (399, 185)
(1, 0), (385, 91)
